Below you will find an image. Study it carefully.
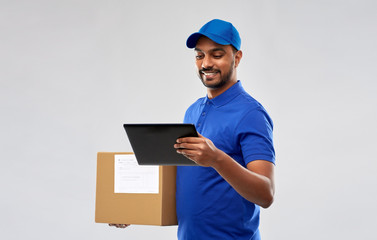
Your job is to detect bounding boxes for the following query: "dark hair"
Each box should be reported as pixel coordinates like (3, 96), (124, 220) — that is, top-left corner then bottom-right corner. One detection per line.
(231, 45), (239, 54)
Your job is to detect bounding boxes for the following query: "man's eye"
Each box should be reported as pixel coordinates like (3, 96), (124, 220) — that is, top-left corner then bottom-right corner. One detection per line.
(196, 55), (204, 59)
(213, 55), (223, 59)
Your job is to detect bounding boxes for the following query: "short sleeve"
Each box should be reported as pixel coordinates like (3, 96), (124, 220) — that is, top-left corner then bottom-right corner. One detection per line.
(236, 108), (275, 165)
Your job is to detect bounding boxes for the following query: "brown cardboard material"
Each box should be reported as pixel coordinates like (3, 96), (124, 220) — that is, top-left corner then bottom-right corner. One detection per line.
(95, 152), (177, 226)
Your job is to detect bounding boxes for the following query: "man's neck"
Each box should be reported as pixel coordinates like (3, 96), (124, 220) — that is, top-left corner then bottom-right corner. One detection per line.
(207, 79), (238, 99)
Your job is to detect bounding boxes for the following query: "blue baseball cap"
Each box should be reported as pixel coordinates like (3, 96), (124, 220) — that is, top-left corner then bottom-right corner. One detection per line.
(186, 19), (241, 50)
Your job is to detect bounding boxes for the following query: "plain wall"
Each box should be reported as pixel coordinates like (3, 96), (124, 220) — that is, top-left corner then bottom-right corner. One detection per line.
(1, 0), (376, 239)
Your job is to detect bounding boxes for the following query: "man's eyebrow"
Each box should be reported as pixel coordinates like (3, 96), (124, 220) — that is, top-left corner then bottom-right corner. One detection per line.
(210, 48), (226, 53)
(194, 47), (226, 53)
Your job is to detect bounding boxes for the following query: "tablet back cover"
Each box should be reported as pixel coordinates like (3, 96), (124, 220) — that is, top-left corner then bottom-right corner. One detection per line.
(124, 124), (198, 166)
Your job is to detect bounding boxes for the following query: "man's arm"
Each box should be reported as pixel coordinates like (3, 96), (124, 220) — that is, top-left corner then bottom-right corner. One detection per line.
(174, 134), (275, 208)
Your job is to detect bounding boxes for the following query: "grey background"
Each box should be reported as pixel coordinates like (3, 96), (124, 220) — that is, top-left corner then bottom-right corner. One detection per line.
(1, 0), (376, 239)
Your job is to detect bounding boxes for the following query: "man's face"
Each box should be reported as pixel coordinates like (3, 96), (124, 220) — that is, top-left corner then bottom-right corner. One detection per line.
(194, 37), (238, 89)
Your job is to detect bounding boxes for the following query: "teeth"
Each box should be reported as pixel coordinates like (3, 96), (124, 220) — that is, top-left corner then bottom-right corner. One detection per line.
(202, 72), (217, 76)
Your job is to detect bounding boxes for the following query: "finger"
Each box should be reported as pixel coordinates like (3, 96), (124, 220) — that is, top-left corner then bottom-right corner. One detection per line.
(175, 142), (203, 151)
(174, 142), (191, 150)
(177, 137), (200, 143)
(176, 148), (198, 157)
(176, 136), (204, 144)
(117, 224), (128, 228)
(109, 224), (130, 228)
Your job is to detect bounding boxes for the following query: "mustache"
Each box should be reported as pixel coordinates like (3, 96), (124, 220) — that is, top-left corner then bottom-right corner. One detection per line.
(199, 67), (220, 73)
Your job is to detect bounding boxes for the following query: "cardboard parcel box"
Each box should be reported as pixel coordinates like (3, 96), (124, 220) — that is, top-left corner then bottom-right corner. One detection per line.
(95, 152), (177, 226)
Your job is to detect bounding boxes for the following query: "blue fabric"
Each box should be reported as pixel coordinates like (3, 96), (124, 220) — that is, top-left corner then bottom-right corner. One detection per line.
(186, 19), (241, 50)
(176, 81), (275, 240)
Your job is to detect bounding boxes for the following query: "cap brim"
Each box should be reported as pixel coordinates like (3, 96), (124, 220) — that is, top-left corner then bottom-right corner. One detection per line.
(186, 32), (202, 48)
(186, 32), (233, 49)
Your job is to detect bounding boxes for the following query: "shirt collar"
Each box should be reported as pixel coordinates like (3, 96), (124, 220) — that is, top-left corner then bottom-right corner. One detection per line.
(203, 80), (244, 107)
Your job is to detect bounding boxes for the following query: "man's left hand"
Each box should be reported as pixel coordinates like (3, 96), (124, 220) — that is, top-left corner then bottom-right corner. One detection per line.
(174, 133), (223, 167)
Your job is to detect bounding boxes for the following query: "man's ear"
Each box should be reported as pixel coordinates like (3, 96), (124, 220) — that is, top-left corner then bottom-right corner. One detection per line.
(234, 50), (243, 68)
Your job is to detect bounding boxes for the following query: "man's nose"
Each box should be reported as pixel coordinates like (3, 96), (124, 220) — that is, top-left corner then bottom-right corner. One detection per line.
(201, 56), (214, 69)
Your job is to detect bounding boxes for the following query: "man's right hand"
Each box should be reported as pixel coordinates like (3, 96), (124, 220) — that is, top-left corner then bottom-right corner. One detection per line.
(108, 224), (130, 228)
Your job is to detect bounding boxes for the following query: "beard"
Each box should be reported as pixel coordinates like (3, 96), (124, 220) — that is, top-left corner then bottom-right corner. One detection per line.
(197, 60), (235, 89)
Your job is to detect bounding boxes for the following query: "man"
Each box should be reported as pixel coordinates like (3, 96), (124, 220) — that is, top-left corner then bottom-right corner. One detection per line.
(110, 19), (275, 240)
(173, 19), (275, 240)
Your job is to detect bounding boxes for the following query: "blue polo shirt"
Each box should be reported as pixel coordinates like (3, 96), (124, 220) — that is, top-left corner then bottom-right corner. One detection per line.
(176, 81), (275, 240)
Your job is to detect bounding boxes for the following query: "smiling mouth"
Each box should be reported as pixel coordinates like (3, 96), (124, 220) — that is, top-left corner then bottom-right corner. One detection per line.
(200, 71), (219, 77)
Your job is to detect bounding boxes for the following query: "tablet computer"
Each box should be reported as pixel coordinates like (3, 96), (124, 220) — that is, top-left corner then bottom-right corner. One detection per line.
(123, 123), (198, 166)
